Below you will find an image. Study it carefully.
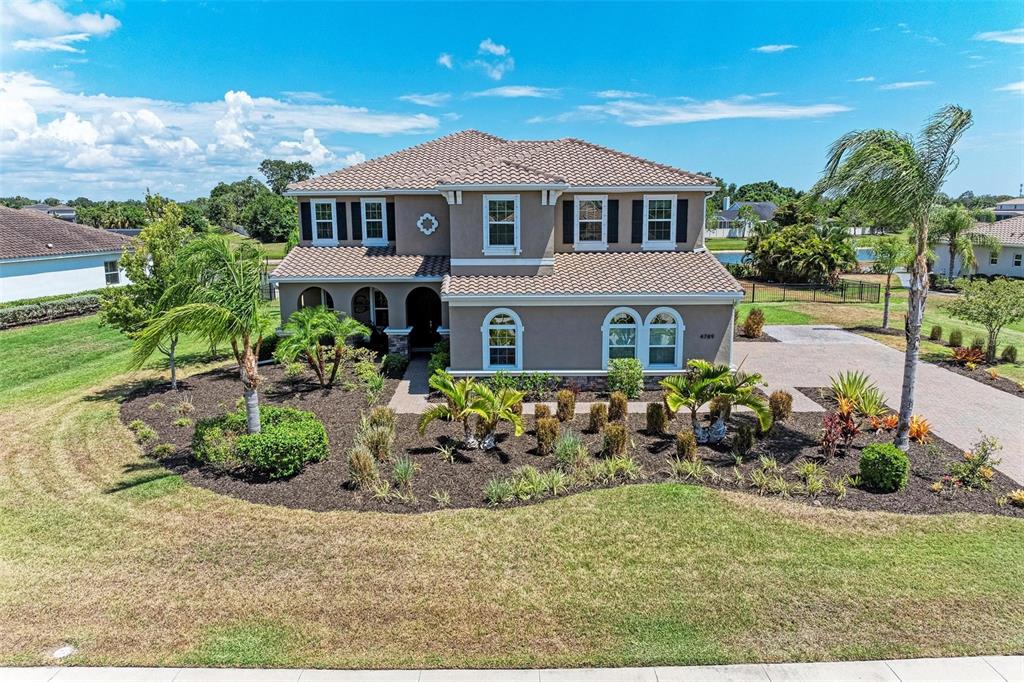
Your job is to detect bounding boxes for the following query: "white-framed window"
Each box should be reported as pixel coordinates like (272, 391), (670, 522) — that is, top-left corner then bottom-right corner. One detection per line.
(642, 194), (676, 249)
(483, 194), (520, 255)
(644, 307), (685, 369)
(990, 251), (999, 265)
(103, 260), (120, 285)
(352, 287), (389, 328)
(361, 198), (388, 246)
(311, 200), (337, 244)
(602, 307), (640, 368)
(574, 195), (607, 250)
(298, 286), (334, 310)
(1015, 253), (1022, 267)
(482, 308), (523, 370)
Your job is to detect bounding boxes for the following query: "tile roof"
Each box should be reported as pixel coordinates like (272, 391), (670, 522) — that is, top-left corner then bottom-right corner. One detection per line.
(969, 216), (1024, 246)
(288, 130), (715, 193)
(0, 206), (130, 260)
(270, 245), (449, 280)
(443, 250), (742, 298)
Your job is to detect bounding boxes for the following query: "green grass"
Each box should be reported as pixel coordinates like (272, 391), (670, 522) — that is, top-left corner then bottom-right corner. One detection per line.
(186, 623), (301, 667)
(706, 238), (748, 252)
(737, 303), (813, 325)
(223, 231), (289, 260)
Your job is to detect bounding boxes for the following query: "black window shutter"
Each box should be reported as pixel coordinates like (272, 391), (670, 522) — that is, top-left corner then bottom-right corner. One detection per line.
(676, 199), (689, 244)
(299, 201), (312, 241)
(607, 199), (619, 243)
(350, 202), (362, 240)
(562, 199), (574, 244)
(335, 201), (347, 240)
(631, 200), (644, 243)
(386, 202), (396, 241)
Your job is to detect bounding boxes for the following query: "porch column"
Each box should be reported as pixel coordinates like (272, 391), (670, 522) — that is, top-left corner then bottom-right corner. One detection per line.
(383, 326), (412, 356)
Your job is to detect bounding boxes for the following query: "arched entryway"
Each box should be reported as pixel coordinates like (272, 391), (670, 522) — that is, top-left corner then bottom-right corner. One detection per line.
(406, 287), (442, 351)
(297, 286), (334, 310)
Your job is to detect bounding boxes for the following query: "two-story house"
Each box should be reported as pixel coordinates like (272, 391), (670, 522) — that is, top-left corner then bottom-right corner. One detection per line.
(270, 130), (743, 379)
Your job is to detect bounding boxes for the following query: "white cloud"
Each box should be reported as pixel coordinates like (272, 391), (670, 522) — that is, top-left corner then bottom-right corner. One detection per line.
(271, 128), (334, 166)
(2, 0), (120, 53)
(974, 28), (1024, 45)
(533, 97), (850, 127)
(341, 151), (366, 167)
(437, 53), (454, 69)
(752, 44), (797, 53)
(398, 92), (451, 107)
(281, 91), (331, 103)
(594, 90), (646, 99)
(470, 85), (558, 98)
(878, 80), (934, 90)
(852, 76), (876, 82)
(478, 38), (509, 57)
(995, 81), (1024, 93)
(472, 38), (514, 80)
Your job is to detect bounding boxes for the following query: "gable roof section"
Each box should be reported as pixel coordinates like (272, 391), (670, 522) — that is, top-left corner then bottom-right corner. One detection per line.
(969, 215), (1024, 246)
(288, 130), (715, 193)
(717, 201), (777, 221)
(0, 206), (130, 260)
(270, 245), (449, 281)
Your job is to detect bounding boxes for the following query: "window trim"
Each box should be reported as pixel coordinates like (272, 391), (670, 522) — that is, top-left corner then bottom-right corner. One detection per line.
(481, 307), (523, 371)
(482, 194), (521, 256)
(103, 260), (120, 286)
(360, 198), (388, 246)
(1014, 253), (1022, 267)
(311, 200), (337, 245)
(642, 194), (676, 250)
(574, 194), (608, 251)
(643, 307), (685, 370)
(601, 306), (640, 369)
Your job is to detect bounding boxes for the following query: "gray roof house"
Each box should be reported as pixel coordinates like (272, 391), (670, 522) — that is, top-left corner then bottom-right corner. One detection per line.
(994, 198), (1024, 221)
(716, 200), (777, 225)
(932, 215), (1024, 279)
(270, 130), (741, 378)
(25, 203), (78, 222)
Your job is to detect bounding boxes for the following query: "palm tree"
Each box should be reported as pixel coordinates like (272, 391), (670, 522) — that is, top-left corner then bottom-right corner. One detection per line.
(418, 370), (486, 448)
(930, 204), (1000, 279)
(660, 360), (734, 442)
(275, 305), (369, 387)
(813, 104), (973, 450)
(862, 231), (915, 329)
(131, 236), (273, 434)
(471, 383), (525, 450)
(714, 369), (774, 434)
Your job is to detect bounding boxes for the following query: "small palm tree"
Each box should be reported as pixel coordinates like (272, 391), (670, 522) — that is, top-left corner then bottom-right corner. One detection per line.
(862, 231), (915, 328)
(661, 360), (732, 438)
(418, 371), (486, 448)
(472, 383), (525, 450)
(714, 369), (774, 434)
(131, 236), (273, 433)
(930, 204), (1000, 279)
(275, 305), (369, 387)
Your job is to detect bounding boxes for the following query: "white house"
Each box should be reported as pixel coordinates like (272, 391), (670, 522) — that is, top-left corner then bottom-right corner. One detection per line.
(0, 206), (131, 303)
(931, 215), (1024, 279)
(994, 198), (1024, 221)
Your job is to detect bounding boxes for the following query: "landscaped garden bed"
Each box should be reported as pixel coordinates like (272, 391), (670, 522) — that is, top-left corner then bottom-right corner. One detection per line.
(929, 358), (1024, 397)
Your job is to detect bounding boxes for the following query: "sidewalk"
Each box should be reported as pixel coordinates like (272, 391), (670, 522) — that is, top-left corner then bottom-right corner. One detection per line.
(3, 657), (1021, 681)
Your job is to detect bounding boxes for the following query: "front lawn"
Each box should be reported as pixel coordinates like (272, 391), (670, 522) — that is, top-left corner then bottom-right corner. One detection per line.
(706, 237), (748, 251)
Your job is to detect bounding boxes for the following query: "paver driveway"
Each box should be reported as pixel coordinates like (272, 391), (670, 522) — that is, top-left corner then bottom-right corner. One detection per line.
(739, 325), (1024, 484)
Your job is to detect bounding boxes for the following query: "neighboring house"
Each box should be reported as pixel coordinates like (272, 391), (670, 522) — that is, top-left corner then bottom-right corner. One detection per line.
(932, 215), (1024, 279)
(25, 203), (77, 222)
(0, 206), (130, 303)
(709, 199), (776, 238)
(993, 198), (1024, 221)
(271, 130), (741, 379)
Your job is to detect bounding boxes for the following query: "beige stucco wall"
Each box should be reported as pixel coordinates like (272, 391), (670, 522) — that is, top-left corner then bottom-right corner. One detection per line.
(394, 195), (451, 256)
(277, 280), (447, 328)
(553, 191), (707, 253)
(448, 302), (733, 372)
(448, 191), (555, 276)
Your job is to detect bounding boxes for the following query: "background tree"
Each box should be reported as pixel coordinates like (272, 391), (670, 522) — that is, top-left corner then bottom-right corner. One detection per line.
(207, 177), (269, 228)
(813, 104), (973, 450)
(930, 204), (999, 279)
(735, 204), (760, 231)
(131, 236), (273, 433)
(99, 203), (194, 388)
(241, 192), (298, 243)
(733, 180), (801, 204)
(864, 231), (915, 329)
(749, 223), (855, 284)
(180, 204), (211, 233)
(946, 279), (1024, 363)
(259, 159), (315, 195)
(772, 200), (816, 227)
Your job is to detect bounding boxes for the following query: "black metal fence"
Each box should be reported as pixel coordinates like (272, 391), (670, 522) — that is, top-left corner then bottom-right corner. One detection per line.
(743, 279), (881, 304)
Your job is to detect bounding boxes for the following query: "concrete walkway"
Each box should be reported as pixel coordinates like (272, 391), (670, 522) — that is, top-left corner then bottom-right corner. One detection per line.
(741, 325), (1024, 484)
(388, 356), (431, 414)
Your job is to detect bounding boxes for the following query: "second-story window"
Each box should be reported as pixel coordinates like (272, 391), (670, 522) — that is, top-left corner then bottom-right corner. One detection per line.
(361, 199), (387, 246)
(312, 201), (336, 244)
(643, 195), (676, 249)
(483, 194), (520, 255)
(575, 195), (607, 250)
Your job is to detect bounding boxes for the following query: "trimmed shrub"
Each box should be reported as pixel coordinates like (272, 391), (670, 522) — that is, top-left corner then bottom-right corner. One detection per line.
(602, 423), (629, 457)
(426, 340), (450, 377)
(536, 417), (559, 456)
(646, 402), (668, 434)
(1001, 345), (1018, 364)
(769, 390), (793, 422)
(380, 353), (409, 378)
(607, 358), (644, 399)
(859, 442), (909, 492)
(555, 389), (576, 422)
(929, 324), (943, 341)
(970, 336), (985, 352)
(675, 431), (697, 461)
(0, 294), (99, 329)
(732, 424), (755, 456)
(347, 445), (378, 489)
(608, 391), (628, 422)
(588, 403), (608, 433)
(534, 403), (552, 421)
(743, 308), (765, 338)
(235, 407), (329, 479)
(948, 329), (963, 348)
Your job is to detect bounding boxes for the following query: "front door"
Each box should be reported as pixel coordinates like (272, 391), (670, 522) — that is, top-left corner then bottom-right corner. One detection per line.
(406, 287), (442, 351)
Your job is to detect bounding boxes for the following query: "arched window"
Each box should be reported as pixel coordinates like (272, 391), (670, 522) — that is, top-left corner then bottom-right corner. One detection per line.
(482, 308), (523, 370)
(298, 286), (333, 310)
(602, 307), (640, 368)
(645, 307), (684, 369)
(352, 287), (389, 328)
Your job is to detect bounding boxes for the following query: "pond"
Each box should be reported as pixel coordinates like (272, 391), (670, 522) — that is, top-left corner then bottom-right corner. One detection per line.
(714, 247), (876, 265)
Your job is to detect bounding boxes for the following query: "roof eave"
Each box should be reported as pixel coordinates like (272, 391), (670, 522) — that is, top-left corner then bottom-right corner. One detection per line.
(442, 291), (744, 306)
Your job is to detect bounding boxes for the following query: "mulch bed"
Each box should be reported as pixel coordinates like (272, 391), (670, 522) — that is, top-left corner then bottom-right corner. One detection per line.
(734, 331), (779, 343)
(929, 359), (1024, 398)
(120, 365), (1023, 517)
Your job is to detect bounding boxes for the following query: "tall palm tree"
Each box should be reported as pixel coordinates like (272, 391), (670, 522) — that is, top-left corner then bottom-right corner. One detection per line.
(418, 371), (486, 448)
(862, 231), (915, 329)
(131, 236), (273, 433)
(275, 305), (370, 387)
(813, 105), (973, 449)
(930, 204), (1000, 279)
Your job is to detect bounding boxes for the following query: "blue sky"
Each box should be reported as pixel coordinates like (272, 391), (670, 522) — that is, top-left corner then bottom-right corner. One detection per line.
(1, 1), (1021, 200)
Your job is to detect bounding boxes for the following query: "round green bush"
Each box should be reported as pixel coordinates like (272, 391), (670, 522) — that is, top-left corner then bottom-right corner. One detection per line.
(859, 442), (909, 492)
